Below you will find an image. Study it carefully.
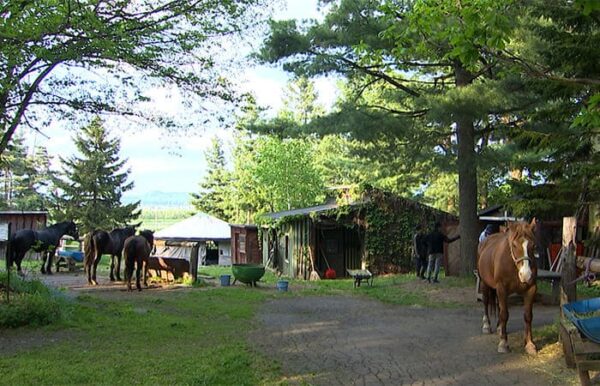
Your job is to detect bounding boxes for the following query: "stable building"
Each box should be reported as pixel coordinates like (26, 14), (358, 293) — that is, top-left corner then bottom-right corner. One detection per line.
(261, 190), (458, 279)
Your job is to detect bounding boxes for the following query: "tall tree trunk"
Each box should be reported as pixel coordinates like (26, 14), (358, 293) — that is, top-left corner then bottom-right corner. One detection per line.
(455, 62), (479, 277)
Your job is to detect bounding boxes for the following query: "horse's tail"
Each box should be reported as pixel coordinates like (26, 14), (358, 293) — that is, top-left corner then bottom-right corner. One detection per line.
(123, 238), (135, 281)
(83, 232), (94, 271)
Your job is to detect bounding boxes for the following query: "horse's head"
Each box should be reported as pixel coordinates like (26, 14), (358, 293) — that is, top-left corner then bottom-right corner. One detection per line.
(506, 219), (537, 283)
(67, 221), (80, 241)
(124, 226), (136, 237)
(139, 229), (154, 248)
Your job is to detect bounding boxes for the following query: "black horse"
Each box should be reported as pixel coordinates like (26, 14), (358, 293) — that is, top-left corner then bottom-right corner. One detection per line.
(9, 221), (79, 275)
(124, 230), (154, 291)
(84, 226), (137, 285)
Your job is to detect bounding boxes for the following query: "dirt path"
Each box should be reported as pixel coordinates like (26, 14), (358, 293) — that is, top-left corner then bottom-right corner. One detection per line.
(253, 295), (561, 386)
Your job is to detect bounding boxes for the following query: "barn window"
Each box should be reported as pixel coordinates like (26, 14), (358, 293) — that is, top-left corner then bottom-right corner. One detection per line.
(285, 235), (289, 263)
(240, 233), (246, 252)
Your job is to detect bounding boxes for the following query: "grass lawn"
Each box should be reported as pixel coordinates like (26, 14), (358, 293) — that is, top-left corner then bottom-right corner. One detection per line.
(1, 266), (586, 385)
(0, 288), (280, 385)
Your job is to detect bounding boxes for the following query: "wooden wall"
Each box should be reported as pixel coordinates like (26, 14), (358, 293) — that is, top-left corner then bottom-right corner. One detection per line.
(262, 217), (363, 279)
(231, 225), (261, 264)
(0, 211), (48, 259)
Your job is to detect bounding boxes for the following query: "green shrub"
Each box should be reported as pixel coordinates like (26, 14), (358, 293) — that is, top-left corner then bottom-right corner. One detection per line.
(0, 272), (70, 328)
(0, 293), (65, 327)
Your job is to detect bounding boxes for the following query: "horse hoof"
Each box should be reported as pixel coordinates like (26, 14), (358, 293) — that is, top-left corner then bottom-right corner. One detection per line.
(482, 326), (492, 334)
(91, 280), (98, 286)
(498, 341), (510, 353)
(525, 342), (537, 355)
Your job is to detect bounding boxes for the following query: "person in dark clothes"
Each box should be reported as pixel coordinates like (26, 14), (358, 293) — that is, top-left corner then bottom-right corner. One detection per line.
(479, 223), (498, 244)
(412, 224), (428, 279)
(426, 222), (460, 283)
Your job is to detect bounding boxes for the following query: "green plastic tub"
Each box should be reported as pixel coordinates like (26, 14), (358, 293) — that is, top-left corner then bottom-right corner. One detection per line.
(232, 264), (265, 286)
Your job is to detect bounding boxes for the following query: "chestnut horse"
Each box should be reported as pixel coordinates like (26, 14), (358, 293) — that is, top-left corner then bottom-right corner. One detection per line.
(477, 220), (538, 355)
(123, 230), (154, 291)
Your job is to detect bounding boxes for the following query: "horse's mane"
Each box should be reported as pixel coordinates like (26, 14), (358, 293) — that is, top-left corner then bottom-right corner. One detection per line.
(139, 229), (154, 246)
(506, 222), (535, 244)
(46, 220), (74, 229)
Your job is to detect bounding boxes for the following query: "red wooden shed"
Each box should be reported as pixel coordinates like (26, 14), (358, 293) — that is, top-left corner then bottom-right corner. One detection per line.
(230, 224), (261, 264)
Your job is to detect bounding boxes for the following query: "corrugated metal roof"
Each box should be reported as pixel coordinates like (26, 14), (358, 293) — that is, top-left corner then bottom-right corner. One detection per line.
(263, 194), (457, 221)
(0, 211), (48, 215)
(154, 212), (230, 241)
(263, 202), (344, 220)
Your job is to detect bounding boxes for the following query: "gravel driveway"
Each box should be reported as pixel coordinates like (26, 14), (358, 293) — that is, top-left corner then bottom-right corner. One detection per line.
(253, 295), (559, 386)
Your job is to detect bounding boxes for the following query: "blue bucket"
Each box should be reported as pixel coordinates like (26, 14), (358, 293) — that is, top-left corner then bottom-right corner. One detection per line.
(276, 280), (289, 292)
(220, 274), (231, 287)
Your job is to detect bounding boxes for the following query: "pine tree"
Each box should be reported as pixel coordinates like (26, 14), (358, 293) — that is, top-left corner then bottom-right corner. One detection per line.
(51, 117), (140, 233)
(190, 137), (232, 221)
(0, 136), (51, 210)
(280, 76), (326, 125)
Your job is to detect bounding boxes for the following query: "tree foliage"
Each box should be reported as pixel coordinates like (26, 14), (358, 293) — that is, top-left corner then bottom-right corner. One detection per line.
(229, 133), (325, 223)
(190, 137), (232, 220)
(257, 0), (530, 274)
(500, 2), (600, 220)
(0, 136), (52, 210)
(0, 0), (271, 155)
(255, 0), (600, 275)
(51, 117), (140, 233)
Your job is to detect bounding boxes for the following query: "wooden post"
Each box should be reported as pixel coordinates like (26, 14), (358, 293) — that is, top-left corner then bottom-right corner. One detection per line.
(561, 217), (578, 310)
(4, 223), (11, 304)
(190, 244), (199, 283)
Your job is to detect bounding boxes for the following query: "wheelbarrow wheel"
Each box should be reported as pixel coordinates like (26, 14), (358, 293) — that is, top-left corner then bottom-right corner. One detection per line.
(560, 322), (576, 369)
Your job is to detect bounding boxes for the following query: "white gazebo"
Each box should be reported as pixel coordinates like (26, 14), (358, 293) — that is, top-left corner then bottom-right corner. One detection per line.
(152, 213), (231, 280)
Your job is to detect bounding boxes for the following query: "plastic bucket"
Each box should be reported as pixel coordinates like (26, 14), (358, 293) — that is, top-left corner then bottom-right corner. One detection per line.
(220, 274), (231, 287)
(276, 280), (289, 292)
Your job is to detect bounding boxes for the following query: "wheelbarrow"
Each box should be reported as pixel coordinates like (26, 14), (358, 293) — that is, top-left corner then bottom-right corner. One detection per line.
(561, 297), (600, 385)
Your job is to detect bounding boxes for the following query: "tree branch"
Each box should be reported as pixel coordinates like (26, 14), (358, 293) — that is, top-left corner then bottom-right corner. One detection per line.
(331, 54), (422, 97)
(1, 61), (62, 155)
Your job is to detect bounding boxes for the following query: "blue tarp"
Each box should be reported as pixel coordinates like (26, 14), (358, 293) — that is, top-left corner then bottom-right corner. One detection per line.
(563, 297), (600, 344)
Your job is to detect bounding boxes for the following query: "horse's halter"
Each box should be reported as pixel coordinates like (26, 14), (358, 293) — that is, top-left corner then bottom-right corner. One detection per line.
(509, 242), (530, 265)
(507, 229), (534, 283)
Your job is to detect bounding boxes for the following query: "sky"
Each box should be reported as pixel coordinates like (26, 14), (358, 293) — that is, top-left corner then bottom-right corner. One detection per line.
(25, 0), (338, 202)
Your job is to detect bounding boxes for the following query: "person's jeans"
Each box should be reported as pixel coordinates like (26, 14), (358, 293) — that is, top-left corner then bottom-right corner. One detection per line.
(426, 253), (443, 280)
(415, 256), (427, 278)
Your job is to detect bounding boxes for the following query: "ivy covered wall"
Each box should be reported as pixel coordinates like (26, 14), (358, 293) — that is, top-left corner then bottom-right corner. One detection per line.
(359, 189), (457, 273)
(260, 187), (458, 277)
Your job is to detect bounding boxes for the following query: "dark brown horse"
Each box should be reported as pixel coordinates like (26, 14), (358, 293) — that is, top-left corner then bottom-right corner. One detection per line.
(478, 220), (538, 355)
(123, 230), (154, 291)
(9, 221), (79, 275)
(84, 226), (137, 285)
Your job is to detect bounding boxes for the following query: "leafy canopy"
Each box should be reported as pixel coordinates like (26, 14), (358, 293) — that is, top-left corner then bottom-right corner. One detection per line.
(0, 0), (271, 155)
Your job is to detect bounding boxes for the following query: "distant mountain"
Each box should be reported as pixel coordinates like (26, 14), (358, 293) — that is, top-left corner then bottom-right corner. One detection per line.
(123, 191), (192, 208)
